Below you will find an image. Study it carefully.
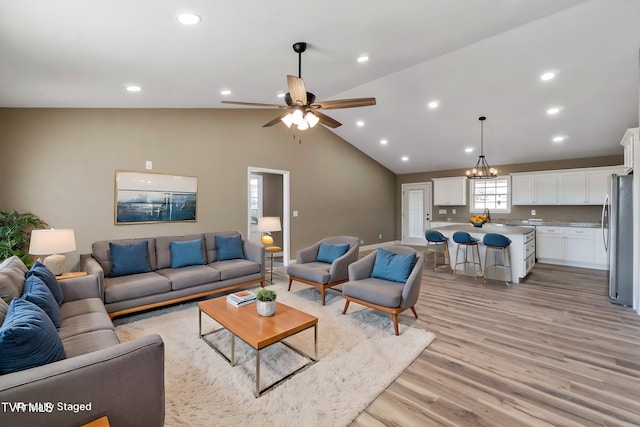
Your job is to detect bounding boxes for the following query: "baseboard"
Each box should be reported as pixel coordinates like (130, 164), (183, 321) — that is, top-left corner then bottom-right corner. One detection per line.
(360, 241), (402, 251)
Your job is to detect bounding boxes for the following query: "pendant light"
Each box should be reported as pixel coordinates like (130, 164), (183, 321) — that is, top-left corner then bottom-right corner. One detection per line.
(466, 116), (498, 179)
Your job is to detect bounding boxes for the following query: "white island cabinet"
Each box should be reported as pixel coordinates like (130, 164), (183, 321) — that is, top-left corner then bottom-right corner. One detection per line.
(433, 224), (535, 284)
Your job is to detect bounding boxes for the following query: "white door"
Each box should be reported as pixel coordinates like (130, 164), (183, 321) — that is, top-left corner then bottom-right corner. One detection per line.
(402, 182), (432, 245)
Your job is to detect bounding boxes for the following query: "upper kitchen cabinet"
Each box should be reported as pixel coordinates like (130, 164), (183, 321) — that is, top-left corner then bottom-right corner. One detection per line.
(620, 127), (638, 173)
(432, 177), (467, 206)
(512, 166), (624, 205)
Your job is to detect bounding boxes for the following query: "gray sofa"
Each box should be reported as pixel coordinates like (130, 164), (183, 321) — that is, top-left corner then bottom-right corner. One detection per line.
(83, 231), (265, 318)
(0, 256), (164, 427)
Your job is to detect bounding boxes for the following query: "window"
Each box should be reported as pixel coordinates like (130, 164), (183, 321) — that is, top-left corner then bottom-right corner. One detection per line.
(470, 176), (511, 213)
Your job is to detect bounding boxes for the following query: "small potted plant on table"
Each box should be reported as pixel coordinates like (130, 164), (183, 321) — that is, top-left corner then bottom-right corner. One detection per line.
(256, 288), (277, 316)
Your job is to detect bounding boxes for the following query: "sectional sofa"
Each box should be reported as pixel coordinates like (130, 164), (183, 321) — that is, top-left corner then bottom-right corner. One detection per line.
(82, 231), (265, 318)
(0, 256), (165, 427)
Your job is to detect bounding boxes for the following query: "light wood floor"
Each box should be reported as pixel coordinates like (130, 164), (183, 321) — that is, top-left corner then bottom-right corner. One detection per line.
(350, 257), (640, 426)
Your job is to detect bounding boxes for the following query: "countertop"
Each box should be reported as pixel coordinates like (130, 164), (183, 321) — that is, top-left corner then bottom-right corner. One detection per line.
(433, 223), (535, 235)
(433, 220), (601, 228)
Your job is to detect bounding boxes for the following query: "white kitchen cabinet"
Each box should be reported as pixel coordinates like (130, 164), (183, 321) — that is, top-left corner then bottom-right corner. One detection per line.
(511, 173), (558, 205)
(432, 177), (467, 206)
(620, 127), (638, 173)
(559, 171), (586, 204)
(536, 226), (604, 269)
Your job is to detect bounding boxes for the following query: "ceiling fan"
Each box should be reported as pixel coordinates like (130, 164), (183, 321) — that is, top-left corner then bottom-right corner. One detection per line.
(221, 42), (376, 130)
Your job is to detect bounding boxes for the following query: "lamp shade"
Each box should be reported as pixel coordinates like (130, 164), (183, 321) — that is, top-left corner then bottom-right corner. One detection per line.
(257, 217), (281, 233)
(29, 229), (76, 255)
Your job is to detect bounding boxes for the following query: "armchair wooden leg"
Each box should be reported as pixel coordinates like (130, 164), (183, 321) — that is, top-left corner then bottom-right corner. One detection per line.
(320, 288), (326, 306)
(288, 278), (293, 291)
(410, 306), (418, 319)
(342, 300), (350, 314)
(392, 314), (399, 336)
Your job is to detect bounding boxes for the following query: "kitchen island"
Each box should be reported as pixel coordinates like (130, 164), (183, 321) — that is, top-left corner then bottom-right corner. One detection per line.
(432, 223), (536, 284)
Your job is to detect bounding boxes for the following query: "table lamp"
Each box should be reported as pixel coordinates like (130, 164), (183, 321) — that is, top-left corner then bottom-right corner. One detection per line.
(257, 217), (281, 245)
(29, 228), (77, 275)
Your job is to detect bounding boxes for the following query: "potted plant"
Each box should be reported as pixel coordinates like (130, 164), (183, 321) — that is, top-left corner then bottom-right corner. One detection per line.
(0, 210), (47, 266)
(256, 288), (277, 317)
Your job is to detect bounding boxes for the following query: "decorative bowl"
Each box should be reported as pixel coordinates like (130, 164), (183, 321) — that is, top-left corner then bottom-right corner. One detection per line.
(470, 220), (486, 228)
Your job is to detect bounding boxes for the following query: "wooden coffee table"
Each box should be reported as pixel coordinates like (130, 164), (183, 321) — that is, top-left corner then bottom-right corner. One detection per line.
(198, 296), (318, 397)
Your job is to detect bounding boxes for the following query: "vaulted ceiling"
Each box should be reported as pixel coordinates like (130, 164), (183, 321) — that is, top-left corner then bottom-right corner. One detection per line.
(1, 0), (638, 174)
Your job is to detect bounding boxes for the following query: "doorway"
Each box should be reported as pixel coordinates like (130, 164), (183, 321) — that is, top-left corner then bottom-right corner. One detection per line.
(401, 182), (432, 246)
(247, 167), (290, 266)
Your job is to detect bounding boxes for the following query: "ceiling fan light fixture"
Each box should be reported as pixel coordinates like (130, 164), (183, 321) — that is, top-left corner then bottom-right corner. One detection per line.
(305, 112), (319, 128)
(466, 116), (498, 179)
(281, 113), (294, 128)
(291, 109), (304, 125)
(297, 120), (310, 131)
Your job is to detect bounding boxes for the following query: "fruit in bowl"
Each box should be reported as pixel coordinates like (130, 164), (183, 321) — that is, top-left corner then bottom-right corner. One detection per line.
(469, 215), (488, 227)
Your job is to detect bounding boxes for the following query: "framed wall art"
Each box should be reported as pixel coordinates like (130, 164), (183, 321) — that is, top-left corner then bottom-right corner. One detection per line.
(114, 171), (198, 224)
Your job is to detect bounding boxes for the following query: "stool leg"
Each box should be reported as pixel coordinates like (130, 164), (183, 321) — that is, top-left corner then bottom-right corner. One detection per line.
(504, 247), (511, 286)
(453, 244), (460, 277)
(483, 245), (489, 284)
(444, 243), (450, 269)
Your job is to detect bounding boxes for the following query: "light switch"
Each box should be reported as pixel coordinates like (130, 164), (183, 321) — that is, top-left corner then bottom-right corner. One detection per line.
(452, 209), (457, 214)
(531, 209), (537, 216)
(293, 210), (299, 217)
(439, 209), (447, 214)
(145, 160), (153, 170)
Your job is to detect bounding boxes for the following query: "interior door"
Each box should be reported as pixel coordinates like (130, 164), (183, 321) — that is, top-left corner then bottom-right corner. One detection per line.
(402, 182), (432, 245)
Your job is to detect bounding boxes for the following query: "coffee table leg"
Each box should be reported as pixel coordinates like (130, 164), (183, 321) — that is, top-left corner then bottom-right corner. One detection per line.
(314, 324), (318, 360)
(231, 335), (235, 366)
(255, 349), (261, 398)
(198, 309), (202, 337)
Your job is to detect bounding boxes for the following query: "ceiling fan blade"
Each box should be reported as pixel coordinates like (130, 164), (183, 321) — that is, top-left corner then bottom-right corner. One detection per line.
(312, 97), (377, 110)
(263, 111), (293, 127)
(314, 111), (342, 128)
(287, 75), (307, 105)
(221, 100), (288, 108)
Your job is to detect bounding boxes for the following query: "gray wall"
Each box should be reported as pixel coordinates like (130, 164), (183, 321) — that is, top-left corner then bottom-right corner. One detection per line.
(0, 108), (396, 270)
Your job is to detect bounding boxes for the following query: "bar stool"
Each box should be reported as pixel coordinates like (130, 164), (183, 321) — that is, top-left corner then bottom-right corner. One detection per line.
(452, 231), (482, 280)
(482, 233), (511, 286)
(425, 229), (450, 271)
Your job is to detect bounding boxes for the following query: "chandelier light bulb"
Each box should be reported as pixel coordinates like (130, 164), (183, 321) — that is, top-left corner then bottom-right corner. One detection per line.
(281, 113), (294, 128)
(291, 109), (304, 125)
(305, 112), (319, 128)
(297, 120), (309, 130)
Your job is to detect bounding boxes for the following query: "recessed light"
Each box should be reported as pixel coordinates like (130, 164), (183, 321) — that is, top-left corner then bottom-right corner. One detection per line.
(356, 120), (365, 127)
(177, 13), (201, 25)
(401, 156), (409, 162)
(547, 107), (561, 115)
(540, 71), (556, 81)
(357, 55), (369, 63)
(380, 139), (388, 145)
(428, 101), (439, 109)
(125, 85), (142, 92)
(220, 89), (231, 96)
(465, 147), (474, 153)
(552, 135), (566, 143)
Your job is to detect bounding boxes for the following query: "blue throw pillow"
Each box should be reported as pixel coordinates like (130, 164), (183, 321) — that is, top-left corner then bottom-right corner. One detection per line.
(316, 242), (350, 264)
(26, 261), (64, 306)
(22, 275), (62, 328)
(170, 239), (205, 268)
(371, 248), (416, 283)
(215, 234), (245, 261)
(110, 240), (151, 277)
(0, 298), (66, 375)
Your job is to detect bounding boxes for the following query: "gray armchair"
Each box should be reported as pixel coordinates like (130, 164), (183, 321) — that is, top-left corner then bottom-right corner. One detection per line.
(342, 246), (424, 335)
(287, 236), (360, 305)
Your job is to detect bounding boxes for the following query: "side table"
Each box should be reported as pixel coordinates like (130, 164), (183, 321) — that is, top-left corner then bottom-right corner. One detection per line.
(264, 246), (282, 282)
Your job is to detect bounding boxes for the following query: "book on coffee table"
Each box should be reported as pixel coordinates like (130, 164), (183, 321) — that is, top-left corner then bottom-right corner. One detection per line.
(226, 298), (256, 307)
(227, 290), (256, 306)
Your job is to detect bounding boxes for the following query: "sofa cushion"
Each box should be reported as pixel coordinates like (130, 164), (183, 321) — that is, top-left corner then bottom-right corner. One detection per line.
(0, 255), (28, 304)
(0, 298), (66, 375)
(0, 297), (8, 325)
(342, 277), (405, 308)
(316, 242), (350, 264)
(92, 238), (157, 277)
(157, 265), (220, 291)
(371, 248), (416, 283)
(103, 272), (171, 304)
(58, 312), (115, 341)
(170, 239), (205, 268)
(215, 234), (245, 261)
(287, 261), (331, 285)
(109, 240), (152, 277)
(208, 259), (260, 281)
(62, 329), (121, 358)
(155, 234), (205, 269)
(22, 275), (62, 328)
(25, 261), (64, 305)
(60, 298), (109, 320)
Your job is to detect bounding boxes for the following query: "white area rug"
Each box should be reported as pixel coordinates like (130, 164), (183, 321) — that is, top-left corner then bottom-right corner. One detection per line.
(115, 281), (435, 427)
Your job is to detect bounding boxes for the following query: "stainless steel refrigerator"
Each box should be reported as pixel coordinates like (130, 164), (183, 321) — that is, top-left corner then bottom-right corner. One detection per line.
(602, 174), (633, 306)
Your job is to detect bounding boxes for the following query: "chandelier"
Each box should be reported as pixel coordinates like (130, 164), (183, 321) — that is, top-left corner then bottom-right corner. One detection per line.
(466, 116), (498, 179)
